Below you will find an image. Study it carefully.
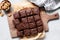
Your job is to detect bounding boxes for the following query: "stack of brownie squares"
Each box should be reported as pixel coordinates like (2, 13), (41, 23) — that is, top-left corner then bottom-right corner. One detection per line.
(13, 7), (43, 38)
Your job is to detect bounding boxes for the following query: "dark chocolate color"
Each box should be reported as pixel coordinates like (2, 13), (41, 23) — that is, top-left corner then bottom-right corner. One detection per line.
(13, 19), (20, 25)
(22, 18), (27, 23)
(13, 12), (20, 19)
(29, 22), (36, 28)
(24, 29), (30, 36)
(37, 26), (43, 33)
(27, 16), (34, 23)
(26, 8), (32, 15)
(23, 23), (29, 29)
(20, 9), (26, 17)
(36, 20), (43, 26)
(34, 15), (40, 21)
(32, 7), (39, 15)
(17, 31), (24, 37)
(16, 23), (24, 30)
(30, 28), (38, 35)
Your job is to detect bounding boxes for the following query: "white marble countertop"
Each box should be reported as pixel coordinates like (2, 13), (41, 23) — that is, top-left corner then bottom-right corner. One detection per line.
(0, 0), (60, 40)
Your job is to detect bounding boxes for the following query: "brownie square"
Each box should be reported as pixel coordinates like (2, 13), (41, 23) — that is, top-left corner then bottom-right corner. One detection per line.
(37, 26), (43, 33)
(26, 8), (32, 15)
(36, 20), (43, 27)
(16, 23), (24, 30)
(13, 19), (20, 25)
(24, 29), (30, 36)
(22, 18), (27, 23)
(13, 12), (20, 19)
(30, 28), (38, 35)
(29, 22), (36, 28)
(28, 16), (34, 23)
(34, 15), (40, 21)
(32, 7), (39, 15)
(17, 31), (24, 37)
(23, 23), (29, 29)
(20, 9), (26, 17)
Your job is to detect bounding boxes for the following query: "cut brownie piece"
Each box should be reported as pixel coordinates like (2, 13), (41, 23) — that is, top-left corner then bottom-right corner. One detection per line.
(27, 16), (34, 23)
(17, 31), (24, 37)
(16, 22), (29, 30)
(32, 7), (39, 15)
(29, 22), (36, 28)
(30, 28), (38, 35)
(22, 18), (27, 23)
(13, 19), (20, 25)
(37, 26), (43, 33)
(13, 12), (20, 19)
(26, 8), (32, 16)
(34, 15), (40, 21)
(24, 29), (30, 36)
(36, 20), (43, 27)
(23, 23), (29, 29)
(19, 9), (26, 17)
(16, 23), (24, 30)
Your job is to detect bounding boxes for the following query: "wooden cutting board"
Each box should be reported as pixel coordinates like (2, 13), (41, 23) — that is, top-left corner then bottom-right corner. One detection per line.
(6, 0), (59, 40)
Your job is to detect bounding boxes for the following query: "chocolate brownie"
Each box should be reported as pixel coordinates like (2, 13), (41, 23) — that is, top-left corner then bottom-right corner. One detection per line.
(13, 19), (20, 25)
(13, 7), (43, 37)
(30, 28), (38, 35)
(17, 31), (24, 37)
(37, 26), (43, 33)
(32, 7), (39, 15)
(13, 12), (20, 19)
(29, 22), (36, 28)
(27, 16), (34, 23)
(23, 23), (29, 29)
(19, 9), (26, 17)
(26, 8), (32, 16)
(22, 18), (27, 23)
(24, 29), (30, 36)
(34, 15), (40, 21)
(16, 23), (25, 30)
(36, 20), (43, 27)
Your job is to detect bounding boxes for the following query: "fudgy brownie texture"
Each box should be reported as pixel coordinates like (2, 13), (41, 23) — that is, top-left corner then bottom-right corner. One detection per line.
(30, 28), (38, 35)
(13, 7), (43, 38)
(24, 29), (30, 36)
(17, 31), (24, 37)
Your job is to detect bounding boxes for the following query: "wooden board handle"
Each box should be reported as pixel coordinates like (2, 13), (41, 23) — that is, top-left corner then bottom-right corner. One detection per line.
(48, 13), (59, 21)
(40, 11), (59, 32)
(45, 13), (59, 32)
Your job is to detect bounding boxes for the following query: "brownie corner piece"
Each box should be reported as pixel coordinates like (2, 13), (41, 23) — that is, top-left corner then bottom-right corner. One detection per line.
(17, 31), (24, 37)
(19, 9), (26, 17)
(13, 12), (20, 19)
(26, 8), (32, 15)
(32, 7), (39, 14)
